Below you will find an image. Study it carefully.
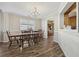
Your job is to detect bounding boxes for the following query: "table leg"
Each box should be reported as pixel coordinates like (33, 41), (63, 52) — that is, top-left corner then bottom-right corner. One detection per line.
(19, 39), (23, 52)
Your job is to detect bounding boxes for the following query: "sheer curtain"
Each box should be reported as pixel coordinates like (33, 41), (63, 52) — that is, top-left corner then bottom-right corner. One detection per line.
(0, 10), (3, 42)
(3, 13), (20, 42)
(9, 13), (20, 32)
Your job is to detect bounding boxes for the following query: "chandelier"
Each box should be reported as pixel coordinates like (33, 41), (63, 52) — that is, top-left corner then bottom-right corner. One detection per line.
(31, 7), (40, 18)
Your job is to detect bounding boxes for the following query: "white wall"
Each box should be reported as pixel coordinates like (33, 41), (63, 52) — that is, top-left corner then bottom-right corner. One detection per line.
(58, 30), (79, 57)
(41, 3), (67, 41)
(41, 13), (59, 39)
(53, 15), (59, 42)
(55, 2), (79, 57)
(78, 2), (79, 32)
(53, 2), (74, 42)
(59, 2), (75, 29)
(41, 19), (47, 38)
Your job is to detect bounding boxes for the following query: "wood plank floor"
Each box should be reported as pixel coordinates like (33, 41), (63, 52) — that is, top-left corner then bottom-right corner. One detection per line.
(0, 36), (65, 57)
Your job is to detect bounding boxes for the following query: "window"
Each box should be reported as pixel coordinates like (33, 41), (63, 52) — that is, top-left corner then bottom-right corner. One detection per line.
(20, 18), (35, 30)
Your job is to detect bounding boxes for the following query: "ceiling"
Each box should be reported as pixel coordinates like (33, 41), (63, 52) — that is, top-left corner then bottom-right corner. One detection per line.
(0, 2), (61, 18)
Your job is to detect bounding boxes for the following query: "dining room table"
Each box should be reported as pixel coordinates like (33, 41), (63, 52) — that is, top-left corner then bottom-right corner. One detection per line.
(9, 31), (42, 51)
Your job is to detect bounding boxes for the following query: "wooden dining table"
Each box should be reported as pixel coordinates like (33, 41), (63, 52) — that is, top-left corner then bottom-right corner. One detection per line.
(9, 31), (41, 51)
(9, 31), (40, 37)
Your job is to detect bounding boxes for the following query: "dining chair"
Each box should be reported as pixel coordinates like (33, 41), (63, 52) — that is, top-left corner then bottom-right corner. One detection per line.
(20, 34), (34, 48)
(29, 34), (35, 46)
(36, 30), (44, 42)
(6, 31), (19, 48)
(39, 32), (44, 41)
(21, 30), (31, 33)
(32, 33), (39, 45)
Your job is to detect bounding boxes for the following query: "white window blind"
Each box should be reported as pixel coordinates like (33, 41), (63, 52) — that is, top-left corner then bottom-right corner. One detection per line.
(20, 18), (35, 30)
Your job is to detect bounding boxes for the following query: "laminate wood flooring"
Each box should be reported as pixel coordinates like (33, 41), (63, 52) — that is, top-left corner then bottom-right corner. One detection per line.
(0, 36), (65, 57)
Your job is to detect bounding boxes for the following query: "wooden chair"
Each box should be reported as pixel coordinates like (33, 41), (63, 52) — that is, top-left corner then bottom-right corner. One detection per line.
(6, 31), (19, 48)
(29, 34), (36, 46)
(20, 31), (32, 48)
(38, 30), (44, 42)
(39, 32), (44, 41)
(21, 30), (31, 33)
(20, 34), (31, 48)
(32, 33), (39, 45)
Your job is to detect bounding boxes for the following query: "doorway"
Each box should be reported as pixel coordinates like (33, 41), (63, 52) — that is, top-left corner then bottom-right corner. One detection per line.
(47, 20), (54, 38)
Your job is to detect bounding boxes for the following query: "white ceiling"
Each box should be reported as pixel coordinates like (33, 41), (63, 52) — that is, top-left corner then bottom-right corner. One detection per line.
(0, 2), (61, 18)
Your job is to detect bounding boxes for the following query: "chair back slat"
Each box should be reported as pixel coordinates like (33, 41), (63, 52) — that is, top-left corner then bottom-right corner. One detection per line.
(6, 31), (11, 41)
(21, 30), (31, 33)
